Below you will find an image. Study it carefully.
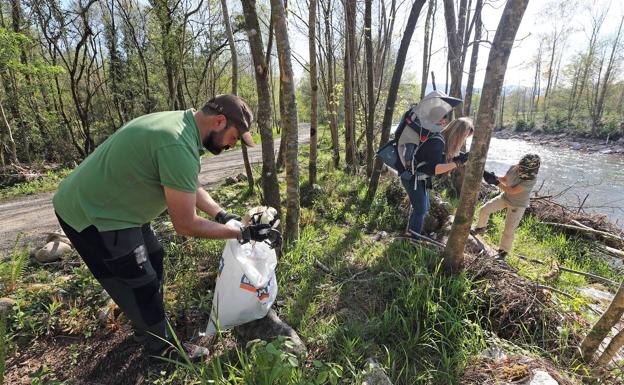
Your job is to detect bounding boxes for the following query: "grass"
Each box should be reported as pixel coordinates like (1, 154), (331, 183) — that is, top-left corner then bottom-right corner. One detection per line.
(2, 132), (622, 384)
(0, 168), (71, 201)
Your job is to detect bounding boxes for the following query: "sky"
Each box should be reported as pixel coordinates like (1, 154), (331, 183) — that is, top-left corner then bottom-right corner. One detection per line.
(288, 0), (624, 92)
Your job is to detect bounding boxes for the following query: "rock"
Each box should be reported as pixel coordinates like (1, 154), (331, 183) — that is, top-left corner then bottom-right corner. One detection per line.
(224, 176), (237, 185)
(525, 370), (558, 385)
(0, 297), (17, 316)
(234, 309), (307, 356)
(482, 347), (507, 362)
(374, 231), (388, 241)
(362, 358), (393, 385)
(571, 142), (582, 150)
(97, 299), (120, 326)
(236, 173), (247, 182)
(600, 148), (614, 154)
(45, 230), (70, 245)
(34, 240), (72, 263)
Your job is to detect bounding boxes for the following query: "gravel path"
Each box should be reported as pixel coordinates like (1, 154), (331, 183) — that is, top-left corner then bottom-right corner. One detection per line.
(0, 124), (310, 256)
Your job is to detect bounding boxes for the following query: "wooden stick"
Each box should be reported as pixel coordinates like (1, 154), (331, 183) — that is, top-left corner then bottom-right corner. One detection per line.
(596, 244), (624, 259)
(516, 254), (619, 287)
(542, 222), (624, 242)
(536, 284), (575, 299)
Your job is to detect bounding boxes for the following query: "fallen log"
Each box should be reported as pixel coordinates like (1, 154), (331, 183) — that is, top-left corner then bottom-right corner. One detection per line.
(596, 244), (624, 259)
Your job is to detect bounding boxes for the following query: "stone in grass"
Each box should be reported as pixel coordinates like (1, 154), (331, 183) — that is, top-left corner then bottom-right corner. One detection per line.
(34, 240), (72, 263)
(362, 358), (393, 385)
(526, 370), (558, 385)
(0, 298), (16, 317)
(234, 309), (306, 356)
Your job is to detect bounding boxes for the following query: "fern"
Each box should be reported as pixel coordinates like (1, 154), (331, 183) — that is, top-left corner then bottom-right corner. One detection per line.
(7, 233), (28, 293)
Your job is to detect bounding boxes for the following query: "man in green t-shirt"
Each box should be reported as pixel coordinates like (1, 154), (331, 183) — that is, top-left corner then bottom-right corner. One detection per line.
(53, 94), (275, 358)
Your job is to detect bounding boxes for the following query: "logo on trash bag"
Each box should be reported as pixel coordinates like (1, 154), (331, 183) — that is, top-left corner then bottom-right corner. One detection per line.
(239, 274), (272, 300)
(218, 256), (224, 277)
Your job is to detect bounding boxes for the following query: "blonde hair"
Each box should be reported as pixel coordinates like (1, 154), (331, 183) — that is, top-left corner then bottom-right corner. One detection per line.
(441, 117), (474, 162)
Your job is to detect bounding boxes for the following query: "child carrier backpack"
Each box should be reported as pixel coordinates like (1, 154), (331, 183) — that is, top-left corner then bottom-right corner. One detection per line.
(377, 105), (444, 179)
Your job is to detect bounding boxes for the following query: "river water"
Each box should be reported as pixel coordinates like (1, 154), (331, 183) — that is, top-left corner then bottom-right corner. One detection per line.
(470, 137), (624, 227)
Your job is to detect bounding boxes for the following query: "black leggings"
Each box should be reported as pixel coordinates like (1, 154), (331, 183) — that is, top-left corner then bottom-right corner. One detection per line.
(56, 213), (169, 351)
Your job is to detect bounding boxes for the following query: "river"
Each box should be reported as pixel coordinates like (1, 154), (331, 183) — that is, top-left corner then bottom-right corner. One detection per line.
(470, 137), (624, 227)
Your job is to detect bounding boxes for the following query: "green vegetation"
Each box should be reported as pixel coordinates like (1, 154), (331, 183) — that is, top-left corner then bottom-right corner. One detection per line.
(1, 138), (621, 383)
(0, 169), (71, 201)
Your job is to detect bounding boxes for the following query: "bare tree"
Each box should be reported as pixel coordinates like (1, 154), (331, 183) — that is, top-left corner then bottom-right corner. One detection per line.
(220, 0), (254, 190)
(271, 0), (300, 243)
(442, 0), (469, 117)
(343, 0), (357, 172)
(442, 0), (530, 273)
(364, 0), (374, 177)
(366, 0), (427, 204)
(590, 16), (624, 134)
(421, 0), (436, 99)
(463, 0), (482, 116)
(241, 0), (281, 218)
(309, 0), (319, 184)
(567, 5), (606, 124)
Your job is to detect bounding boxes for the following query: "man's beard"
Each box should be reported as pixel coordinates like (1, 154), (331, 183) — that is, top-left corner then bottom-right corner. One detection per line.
(203, 129), (228, 155)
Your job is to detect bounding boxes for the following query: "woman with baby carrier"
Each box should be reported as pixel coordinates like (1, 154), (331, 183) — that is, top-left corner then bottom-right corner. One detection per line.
(394, 91), (474, 239)
(473, 153), (541, 259)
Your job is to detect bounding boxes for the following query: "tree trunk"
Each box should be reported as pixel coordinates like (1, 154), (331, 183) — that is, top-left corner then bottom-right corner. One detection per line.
(241, 0), (281, 218)
(442, 0), (468, 117)
(220, 0), (254, 190)
(309, 0), (319, 184)
(442, 0), (529, 274)
(343, 0), (357, 173)
(365, 0), (375, 177)
(463, 0), (482, 116)
(595, 326), (624, 368)
(322, 0), (340, 168)
(421, 0), (435, 99)
(593, 16), (624, 133)
(579, 282), (624, 363)
(366, 0), (427, 204)
(0, 96), (17, 164)
(271, 0), (300, 244)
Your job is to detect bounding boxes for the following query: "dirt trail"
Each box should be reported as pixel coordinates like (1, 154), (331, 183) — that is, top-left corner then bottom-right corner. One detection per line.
(0, 125), (310, 256)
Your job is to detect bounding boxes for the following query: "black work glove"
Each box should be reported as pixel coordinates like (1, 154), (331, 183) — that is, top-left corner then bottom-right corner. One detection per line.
(483, 171), (500, 186)
(452, 152), (469, 165)
(215, 210), (241, 224)
(239, 224), (273, 244)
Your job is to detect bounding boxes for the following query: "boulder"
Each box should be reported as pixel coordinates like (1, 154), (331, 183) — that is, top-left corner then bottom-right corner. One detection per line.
(234, 309), (307, 356)
(525, 370), (558, 385)
(0, 297), (16, 317)
(45, 231), (70, 245)
(362, 358), (393, 385)
(34, 240), (72, 263)
(571, 142), (582, 150)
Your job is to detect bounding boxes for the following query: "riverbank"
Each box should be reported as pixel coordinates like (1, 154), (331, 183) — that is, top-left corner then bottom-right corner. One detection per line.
(493, 129), (624, 156)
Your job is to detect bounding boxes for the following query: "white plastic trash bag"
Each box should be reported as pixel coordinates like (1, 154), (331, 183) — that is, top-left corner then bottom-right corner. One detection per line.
(205, 220), (278, 335)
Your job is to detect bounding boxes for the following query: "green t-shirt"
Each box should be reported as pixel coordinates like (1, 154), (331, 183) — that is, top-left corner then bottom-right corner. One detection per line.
(53, 110), (203, 232)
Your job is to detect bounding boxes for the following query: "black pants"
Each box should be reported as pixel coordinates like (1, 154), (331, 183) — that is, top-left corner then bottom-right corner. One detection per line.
(56, 213), (169, 351)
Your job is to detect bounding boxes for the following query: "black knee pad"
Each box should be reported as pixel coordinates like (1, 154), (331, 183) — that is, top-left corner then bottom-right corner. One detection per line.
(134, 278), (165, 326)
(149, 248), (165, 281)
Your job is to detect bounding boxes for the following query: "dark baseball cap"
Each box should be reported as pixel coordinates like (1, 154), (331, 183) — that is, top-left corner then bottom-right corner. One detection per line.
(205, 94), (255, 147)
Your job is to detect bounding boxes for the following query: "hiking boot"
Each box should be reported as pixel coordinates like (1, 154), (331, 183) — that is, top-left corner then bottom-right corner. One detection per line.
(471, 227), (486, 235)
(132, 330), (147, 343)
(151, 341), (209, 363)
(495, 249), (508, 260)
